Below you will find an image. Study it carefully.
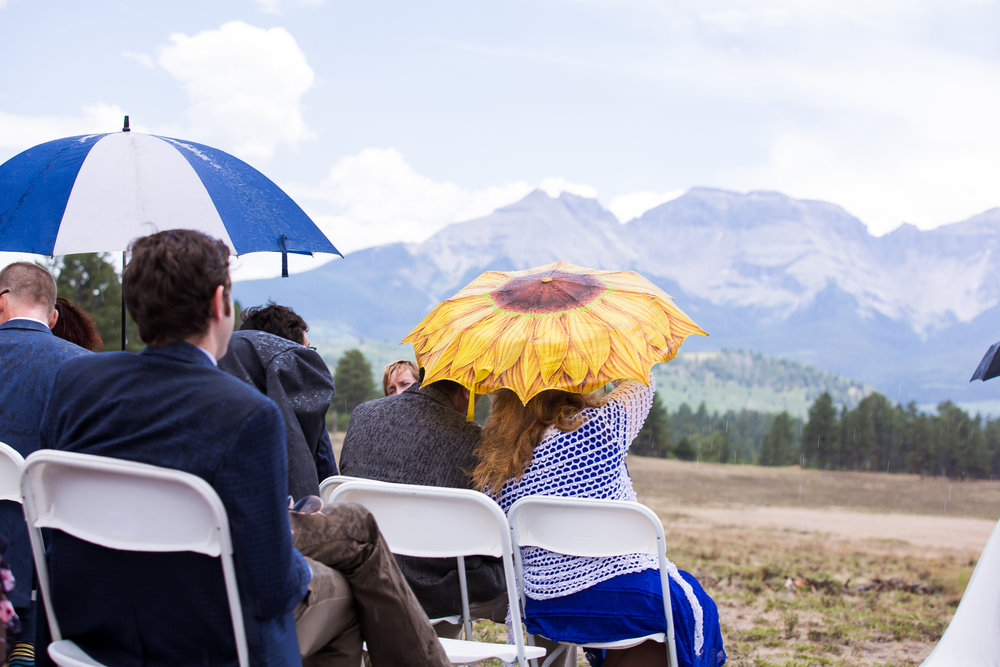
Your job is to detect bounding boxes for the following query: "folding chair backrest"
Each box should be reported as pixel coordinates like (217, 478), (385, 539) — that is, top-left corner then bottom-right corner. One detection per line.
(327, 479), (537, 665)
(328, 480), (507, 558)
(20, 450), (249, 667)
(510, 496), (663, 557)
(508, 496), (679, 667)
(0, 442), (25, 503)
(319, 474), (369, 504)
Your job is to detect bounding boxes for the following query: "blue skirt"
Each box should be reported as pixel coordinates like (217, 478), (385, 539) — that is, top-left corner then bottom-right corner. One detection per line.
(523, 569), (725, 667)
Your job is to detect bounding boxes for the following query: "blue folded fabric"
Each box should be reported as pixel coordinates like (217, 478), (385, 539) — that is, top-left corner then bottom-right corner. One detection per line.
(524, 568), (726, 667)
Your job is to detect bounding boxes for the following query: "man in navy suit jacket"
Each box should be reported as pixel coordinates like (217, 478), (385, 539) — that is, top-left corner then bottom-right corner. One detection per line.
(0, 262), (90, 656)
(38, 231), (448, 666)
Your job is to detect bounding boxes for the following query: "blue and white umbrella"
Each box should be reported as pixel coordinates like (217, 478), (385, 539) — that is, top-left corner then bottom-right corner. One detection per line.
(0, 121), (341, 274)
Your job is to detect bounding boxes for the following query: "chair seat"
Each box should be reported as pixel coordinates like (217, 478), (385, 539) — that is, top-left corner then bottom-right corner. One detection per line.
(438, 637), (547, 663)
(578, 632), (665, 649)
(429, 614), (462, 625)
(48, 640), (105, 667)
(364, 638), (547, 664)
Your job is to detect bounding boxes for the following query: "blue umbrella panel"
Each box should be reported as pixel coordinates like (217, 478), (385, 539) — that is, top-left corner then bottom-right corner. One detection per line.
(0, 129), (340, 274)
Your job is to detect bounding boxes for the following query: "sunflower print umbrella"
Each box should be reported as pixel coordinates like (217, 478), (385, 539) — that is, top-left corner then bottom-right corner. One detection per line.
(403, 261), (707, 419)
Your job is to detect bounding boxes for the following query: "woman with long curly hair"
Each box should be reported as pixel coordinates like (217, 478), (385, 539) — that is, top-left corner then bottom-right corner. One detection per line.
(52, 297), (103, 352)
(473, 377), (725, 667)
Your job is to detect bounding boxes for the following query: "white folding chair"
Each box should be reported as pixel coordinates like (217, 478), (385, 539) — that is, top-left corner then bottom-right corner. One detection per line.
(319, 474), (369, 504)
(0, 442), (25, 502)
(508, 496), (679, 667)
(327, 479), (546, 666)
(921, 517), (1000, 666)
(322, 474), (470, 630)
(20, 450), (250, 667)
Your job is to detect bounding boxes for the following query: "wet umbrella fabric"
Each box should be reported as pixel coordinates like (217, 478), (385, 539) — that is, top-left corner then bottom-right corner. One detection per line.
(970, 341), (1000, 382)
(0, 131), (340, 265)
(404, 260), (707, 420)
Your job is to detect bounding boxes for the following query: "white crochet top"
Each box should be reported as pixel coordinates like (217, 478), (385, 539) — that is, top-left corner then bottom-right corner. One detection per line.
(496, 376), (658, 599)
(496, 376), (705, 653)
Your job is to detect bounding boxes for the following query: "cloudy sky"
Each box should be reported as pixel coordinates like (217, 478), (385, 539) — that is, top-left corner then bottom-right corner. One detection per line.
(2, 0), (1000, 278)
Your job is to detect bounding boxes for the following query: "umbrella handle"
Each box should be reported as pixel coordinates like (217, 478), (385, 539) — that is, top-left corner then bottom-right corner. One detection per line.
(279, 235), (289, 278)
(121, 250), (127, 350)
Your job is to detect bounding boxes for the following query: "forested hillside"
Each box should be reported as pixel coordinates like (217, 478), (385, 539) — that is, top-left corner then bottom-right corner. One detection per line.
(640, 391), (1000, 479)
(653, 349), (871, 418)
(325, 344), (998, 479)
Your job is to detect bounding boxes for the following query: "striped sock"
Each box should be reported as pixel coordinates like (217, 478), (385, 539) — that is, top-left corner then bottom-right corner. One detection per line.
(8, 641), (34, 667)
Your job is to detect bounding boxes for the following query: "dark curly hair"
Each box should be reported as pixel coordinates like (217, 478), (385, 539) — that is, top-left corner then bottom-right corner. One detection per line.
(52, 297), (103, 352)
(123, 230), (231, 347)
(240, 301), (308, 345)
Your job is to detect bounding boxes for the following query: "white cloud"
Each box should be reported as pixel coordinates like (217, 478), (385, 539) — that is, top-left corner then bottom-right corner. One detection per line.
(0, 104), (127, 159)
(708, 40), (1000, 233)
(288, 148), (533, 253)
(157, 21), (315, 162)
(567, 0), (1000, 234)
(284, 148), (614, 258)
(608, 190), (684, 223)
(538, 178), (598, 200)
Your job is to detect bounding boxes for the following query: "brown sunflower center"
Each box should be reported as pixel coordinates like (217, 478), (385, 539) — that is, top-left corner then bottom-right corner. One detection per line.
(490, 270), (605, 314)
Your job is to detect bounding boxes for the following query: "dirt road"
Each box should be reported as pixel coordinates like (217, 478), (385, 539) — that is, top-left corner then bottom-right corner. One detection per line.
(677, 504), (995, 554)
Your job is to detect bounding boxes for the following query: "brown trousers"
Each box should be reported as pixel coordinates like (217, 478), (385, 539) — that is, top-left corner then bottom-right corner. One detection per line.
(290, 502), (450, 667)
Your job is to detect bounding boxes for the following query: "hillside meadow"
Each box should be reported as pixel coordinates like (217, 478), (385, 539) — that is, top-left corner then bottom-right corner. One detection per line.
(333, 437), (999, 665)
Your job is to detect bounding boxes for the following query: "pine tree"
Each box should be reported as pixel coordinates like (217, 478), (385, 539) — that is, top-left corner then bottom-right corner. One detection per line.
(802, 393), (839, 469)
(634, 393), (671, 457)
(53, 253), (141, 351)
(333, 349), (375, 420)
(717, 430), (733, 464)
(674, 437), (696, 461)
(759, 411), (796, 466)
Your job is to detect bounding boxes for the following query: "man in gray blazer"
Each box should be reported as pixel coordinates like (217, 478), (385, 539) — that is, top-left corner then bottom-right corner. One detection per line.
(340, 376), (506, 626)
(341, 375), (577, 665)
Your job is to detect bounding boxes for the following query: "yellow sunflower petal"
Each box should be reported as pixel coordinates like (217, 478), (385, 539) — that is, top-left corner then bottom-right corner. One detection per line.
(563, 308), (612, 374)
(603, 345), (646, 382)
(516, 343), (541, 403)
(449, 309), (509, 371)
(490, 314), (534, 377)
(562, 341), (591, 386)
(532, 314), (569, 385)
(408, 297), (496, 359)
(586, 298), (648, 372)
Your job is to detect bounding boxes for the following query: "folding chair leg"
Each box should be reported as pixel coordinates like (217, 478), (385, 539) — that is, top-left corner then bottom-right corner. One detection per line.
(455, 555), (473, 640)
(539, 642), (566, 667)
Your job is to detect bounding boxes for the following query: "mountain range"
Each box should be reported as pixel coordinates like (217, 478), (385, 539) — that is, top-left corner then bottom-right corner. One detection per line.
(232, 187), (1000, 413)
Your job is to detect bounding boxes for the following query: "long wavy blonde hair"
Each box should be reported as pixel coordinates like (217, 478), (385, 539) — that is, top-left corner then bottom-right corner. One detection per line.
(473, 388), (606, 494)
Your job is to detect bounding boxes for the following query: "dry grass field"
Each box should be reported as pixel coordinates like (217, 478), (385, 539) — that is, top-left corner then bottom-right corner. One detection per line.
(627, 456), (1000, 666)
(333, 435), (1000, 665)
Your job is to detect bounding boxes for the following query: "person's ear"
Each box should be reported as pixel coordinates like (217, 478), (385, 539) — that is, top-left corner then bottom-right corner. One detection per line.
(211, 285), (226, 321)
(47, 308), (59, 330)
(450, 386), (470, 414)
